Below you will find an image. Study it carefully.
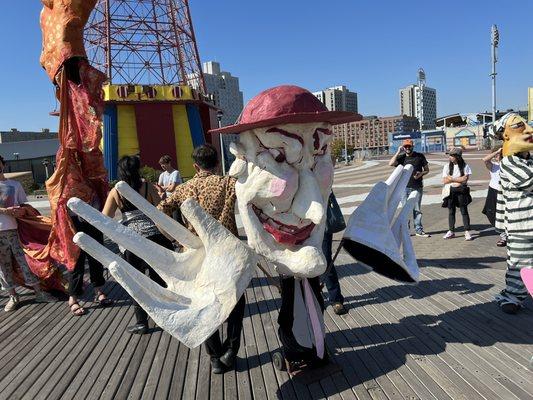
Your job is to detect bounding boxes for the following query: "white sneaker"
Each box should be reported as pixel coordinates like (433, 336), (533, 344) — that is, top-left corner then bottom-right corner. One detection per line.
(443, 231), (455, 239)
(35, 291), (55, 303)
(4, 294), (20, 312)
(464, 231), (473, 241)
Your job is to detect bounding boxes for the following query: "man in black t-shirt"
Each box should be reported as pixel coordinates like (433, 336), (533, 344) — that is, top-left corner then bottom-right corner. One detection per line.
(389, 139), (430, 237)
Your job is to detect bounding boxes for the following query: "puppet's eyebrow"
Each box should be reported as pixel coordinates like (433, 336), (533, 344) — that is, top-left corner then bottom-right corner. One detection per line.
(313, 128), (332, 150)
(265, 127), (304, 145)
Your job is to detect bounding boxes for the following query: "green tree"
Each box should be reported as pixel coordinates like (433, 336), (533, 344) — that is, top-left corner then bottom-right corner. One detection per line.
(330, 139), (345, 159)
(330, 139), (354, 160)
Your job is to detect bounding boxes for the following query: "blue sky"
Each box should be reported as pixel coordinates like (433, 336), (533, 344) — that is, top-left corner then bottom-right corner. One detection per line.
(1, 0), (532, 131)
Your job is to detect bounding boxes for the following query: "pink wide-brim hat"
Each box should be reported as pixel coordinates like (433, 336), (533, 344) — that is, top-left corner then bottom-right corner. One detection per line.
(209, 85), (362, 135)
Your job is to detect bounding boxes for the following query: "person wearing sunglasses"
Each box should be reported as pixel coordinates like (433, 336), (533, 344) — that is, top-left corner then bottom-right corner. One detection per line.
(389, 139), (430, 237)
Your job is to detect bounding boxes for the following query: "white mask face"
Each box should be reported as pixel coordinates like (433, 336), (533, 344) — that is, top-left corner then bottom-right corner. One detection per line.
(229, 122), (334, 277)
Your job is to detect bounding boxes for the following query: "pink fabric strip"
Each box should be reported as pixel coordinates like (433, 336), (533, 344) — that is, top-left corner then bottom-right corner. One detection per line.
(521, 268), (533, 297)
(302, 278), (325, 359)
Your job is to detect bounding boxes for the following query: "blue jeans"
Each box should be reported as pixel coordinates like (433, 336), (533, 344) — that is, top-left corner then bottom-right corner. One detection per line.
(320, 232), (344, 304)
(402, 187), (423, 234)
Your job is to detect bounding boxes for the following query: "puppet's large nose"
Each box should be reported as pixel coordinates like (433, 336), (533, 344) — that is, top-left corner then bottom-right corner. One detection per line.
(291, 169), (325, 224)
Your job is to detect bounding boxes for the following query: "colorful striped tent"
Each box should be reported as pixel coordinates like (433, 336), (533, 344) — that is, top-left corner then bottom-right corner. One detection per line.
(102, 84), (216, 180)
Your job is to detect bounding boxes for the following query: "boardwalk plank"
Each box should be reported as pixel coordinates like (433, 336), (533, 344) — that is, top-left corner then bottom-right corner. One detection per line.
(350, 269), (486, 400)
(0, 283), (122, 399)
(195, 346), (212, 400)
(168, 341), (190, 400)
(349, 265), (524, 400)
(0, 301), (66, 374)
(0, 228), (531, 400)
(84, 312), (138, 399)
(98, 330), (147, 399)
(380, 268), (533, 399)
(333, 280), (449, 400)
(141, 330), (171, 400)
(38, 296), (130, 400)
(60, 301), (133, 400)
(154, 335), (180, 400)
(181, 344), (200, 400)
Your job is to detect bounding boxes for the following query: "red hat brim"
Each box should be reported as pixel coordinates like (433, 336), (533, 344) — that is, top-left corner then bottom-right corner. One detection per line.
(209, 110), (362, 135)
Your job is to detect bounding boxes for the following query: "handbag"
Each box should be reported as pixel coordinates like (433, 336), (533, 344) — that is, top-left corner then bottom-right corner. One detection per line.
(326, 192), (346, 234)
(464, 186), (472, 205)
(441, 184), (451, 208)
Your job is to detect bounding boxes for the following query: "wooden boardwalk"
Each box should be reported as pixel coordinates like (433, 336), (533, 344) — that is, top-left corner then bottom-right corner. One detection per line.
(0, 247), (532, 400)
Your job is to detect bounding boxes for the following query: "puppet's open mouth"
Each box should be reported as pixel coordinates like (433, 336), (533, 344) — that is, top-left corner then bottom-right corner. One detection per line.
(252, 205), (315, 246)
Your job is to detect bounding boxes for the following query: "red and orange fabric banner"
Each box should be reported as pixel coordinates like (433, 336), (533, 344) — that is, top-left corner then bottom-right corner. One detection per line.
(13, 205), (66, 292)
(40, 0), (109, 272)
(45, 62), (109, 271)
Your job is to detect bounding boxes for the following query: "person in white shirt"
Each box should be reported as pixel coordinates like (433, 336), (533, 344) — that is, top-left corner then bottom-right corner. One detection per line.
(156, 155), (182, 199)
(482, 147), (507, 247)
(442, 148), (473, 240)
(0, 156), (55, 312)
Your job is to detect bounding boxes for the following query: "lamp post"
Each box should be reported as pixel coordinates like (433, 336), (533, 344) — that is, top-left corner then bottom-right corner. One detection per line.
(491, 25), (499, 125)
(344, 126), (348, 165)
(217, 110), (225, 175)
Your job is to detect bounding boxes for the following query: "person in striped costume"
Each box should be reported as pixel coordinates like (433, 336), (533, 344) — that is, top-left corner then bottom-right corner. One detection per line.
(492, 113), (533, 314)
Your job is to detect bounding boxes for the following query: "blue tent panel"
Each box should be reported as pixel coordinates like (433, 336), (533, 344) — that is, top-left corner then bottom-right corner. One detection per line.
(103, 104), (118, 180)
(186, 104), (206, 148)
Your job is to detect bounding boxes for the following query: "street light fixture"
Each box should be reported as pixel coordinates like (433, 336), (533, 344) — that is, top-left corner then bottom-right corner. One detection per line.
(216, 110), (226, 175)
(13, 152), (19, 160)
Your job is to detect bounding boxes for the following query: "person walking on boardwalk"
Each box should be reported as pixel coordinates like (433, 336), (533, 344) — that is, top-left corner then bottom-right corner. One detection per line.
(158, 145), (245, 374)
(442, 148), (473, 241)
(389, 139), (430, 237)
(321, 191), (347, 315)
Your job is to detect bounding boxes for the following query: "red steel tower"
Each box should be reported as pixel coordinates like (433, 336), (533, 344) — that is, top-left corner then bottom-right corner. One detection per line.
(85, 0), (206, 93)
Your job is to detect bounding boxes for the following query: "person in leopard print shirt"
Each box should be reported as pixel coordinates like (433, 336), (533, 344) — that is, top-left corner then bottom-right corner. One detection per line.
(157, 145), (243, 374)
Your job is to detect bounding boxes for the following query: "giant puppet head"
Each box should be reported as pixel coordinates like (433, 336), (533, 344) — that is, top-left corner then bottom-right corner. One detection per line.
(210, 86), (362, 277)
(492, 113), (533, 157)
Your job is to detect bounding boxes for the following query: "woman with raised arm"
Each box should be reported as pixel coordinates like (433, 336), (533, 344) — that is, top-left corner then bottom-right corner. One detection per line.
(482, 147), (507, 246)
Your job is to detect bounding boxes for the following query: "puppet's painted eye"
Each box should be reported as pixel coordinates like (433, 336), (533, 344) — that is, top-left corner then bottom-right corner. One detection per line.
(269, 148), (286, 163)
(510, 122), (525, 130)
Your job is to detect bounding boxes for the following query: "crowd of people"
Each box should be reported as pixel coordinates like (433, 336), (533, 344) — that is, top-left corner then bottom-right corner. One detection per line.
(388, 139), (511, 245)
(0, 136), (530, 374)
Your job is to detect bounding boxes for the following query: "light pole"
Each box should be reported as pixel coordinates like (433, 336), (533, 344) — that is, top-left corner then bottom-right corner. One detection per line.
(217, 110), (225, 175)
(491, 25), (499, 125)
(344, 126), (348, 165)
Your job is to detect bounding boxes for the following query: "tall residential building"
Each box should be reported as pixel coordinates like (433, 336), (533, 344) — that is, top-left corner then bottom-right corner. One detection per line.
(313, 86), (358, 113)
(399, 69), (437, 129)
(332, 115), (419, 153)
(202, 61), (244, 127)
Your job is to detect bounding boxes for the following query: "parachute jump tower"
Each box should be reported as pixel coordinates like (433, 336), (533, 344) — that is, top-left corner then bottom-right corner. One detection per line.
(85, 0), (215, 179)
